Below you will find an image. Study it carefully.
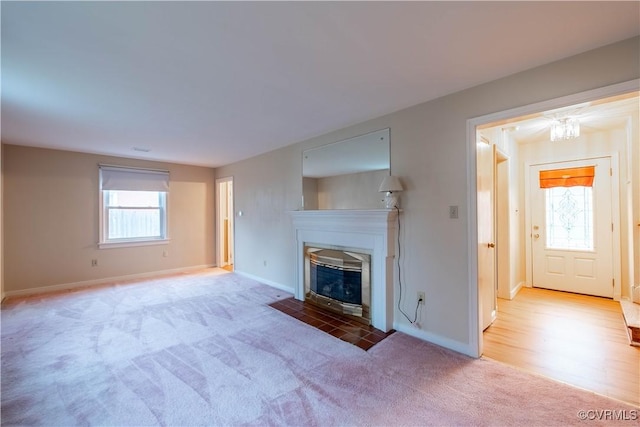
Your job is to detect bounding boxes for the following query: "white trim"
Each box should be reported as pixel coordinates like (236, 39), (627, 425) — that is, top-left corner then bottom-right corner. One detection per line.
(611, 155), (622, 299)
(98, 238), (170, 249)
(510, 281), (525, 300)
(467, 79), (640, 359)
(3, 264), (214, 298)
(234, 270), (294, 294)
(466, 119), (481, 358)
(99, 190), (169, 247)
(394, 321), (473, 356)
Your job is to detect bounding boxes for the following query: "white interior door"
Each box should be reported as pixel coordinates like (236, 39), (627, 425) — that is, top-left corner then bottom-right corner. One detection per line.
(530, 158), (613, 298)
(477, 140), (496, 330)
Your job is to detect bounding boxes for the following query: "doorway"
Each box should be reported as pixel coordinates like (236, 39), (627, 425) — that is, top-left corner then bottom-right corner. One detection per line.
(216, 177), (234, 271)
(468, 80), (639, 359)
(471, 83), (639, 401)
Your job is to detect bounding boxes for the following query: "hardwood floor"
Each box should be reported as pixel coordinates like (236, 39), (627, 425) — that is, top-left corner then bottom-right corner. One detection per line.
(483, 287), (640, 407)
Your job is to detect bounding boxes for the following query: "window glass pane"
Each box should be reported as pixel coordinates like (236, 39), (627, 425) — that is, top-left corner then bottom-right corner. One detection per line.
(108, 209), (161, 239)
(545, 186), (593, 250)
(106, 190), (160, 208)
(103, 190), (166, 241)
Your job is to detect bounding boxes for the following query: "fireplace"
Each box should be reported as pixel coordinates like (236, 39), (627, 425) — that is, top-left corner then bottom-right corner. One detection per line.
(305, 246), (371, 323)
(290, 209), (399, 332)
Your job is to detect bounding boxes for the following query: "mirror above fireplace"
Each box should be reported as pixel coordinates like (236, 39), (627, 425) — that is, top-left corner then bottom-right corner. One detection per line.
(302, 128), (390, 210)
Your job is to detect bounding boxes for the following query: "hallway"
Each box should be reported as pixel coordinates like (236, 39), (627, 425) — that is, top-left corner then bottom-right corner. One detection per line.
(483, 287), (640, 406)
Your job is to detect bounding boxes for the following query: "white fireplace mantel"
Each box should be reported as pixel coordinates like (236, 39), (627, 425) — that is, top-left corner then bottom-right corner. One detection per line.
(289, 209), (399, 332)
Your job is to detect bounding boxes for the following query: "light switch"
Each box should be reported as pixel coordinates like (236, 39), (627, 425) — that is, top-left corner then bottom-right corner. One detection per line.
(449, 205), (459, 219)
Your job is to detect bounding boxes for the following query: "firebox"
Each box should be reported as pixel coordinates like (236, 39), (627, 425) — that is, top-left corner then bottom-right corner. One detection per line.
(304, 245), (371, 324)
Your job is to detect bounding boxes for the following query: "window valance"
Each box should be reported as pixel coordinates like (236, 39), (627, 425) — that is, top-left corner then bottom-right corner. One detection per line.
(539, 166), (595, 189)
(99, 165), (169, 192)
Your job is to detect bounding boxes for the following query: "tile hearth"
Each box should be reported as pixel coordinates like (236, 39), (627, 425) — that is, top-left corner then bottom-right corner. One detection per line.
(269, 297), (394, 351)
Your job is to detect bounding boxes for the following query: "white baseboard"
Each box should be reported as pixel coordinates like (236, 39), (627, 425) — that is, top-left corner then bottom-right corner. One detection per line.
(510, 281), (525, 300)
(4, 264), (215, 298)
(234, 270), (294, 295)
(393, 322), (474, 357)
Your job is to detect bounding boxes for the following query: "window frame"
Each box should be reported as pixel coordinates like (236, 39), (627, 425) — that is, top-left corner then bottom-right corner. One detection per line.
(98, 166), (170, 249)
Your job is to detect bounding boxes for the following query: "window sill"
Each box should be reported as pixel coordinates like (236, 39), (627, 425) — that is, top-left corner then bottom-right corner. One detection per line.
(99, 239), (170, 249)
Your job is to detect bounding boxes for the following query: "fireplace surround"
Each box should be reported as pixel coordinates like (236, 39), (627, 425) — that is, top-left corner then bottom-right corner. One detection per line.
(290, 209), (399, 332)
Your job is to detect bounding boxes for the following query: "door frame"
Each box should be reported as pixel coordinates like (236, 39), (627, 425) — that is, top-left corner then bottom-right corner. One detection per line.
(466, 79), (639, 358)
(216, 176), (234, 268)
(524, 155), (621, 300)
(495, 149), (511, 301)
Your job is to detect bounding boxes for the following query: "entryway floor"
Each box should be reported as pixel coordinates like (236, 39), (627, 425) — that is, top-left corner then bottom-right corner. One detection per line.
(269, 297), (394, 351)
(483, 287), (640, 406)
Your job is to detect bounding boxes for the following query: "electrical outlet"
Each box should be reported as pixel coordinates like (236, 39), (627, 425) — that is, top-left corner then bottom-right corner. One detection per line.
(449, 205), (459, 219)
(417, 291), (425, 305)
(91, 259), (98, 267)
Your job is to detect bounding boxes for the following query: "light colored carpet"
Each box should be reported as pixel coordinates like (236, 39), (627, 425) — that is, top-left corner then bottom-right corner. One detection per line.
(1, 269), (637, 426)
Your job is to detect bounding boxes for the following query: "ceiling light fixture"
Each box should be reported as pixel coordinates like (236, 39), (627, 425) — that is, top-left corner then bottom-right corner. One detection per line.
(550, 117), (580, 141)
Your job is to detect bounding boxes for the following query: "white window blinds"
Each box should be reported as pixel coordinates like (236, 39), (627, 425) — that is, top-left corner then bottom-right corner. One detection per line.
(100, 165), (169, 192)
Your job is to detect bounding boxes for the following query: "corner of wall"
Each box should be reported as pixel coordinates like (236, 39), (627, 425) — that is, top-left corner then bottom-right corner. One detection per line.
(1, 142), (4, 302)
(509, 282), (525, 300)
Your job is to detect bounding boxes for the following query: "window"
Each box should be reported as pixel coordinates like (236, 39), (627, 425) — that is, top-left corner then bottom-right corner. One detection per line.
(99, 166), (169, 248)
(539, 165), (596, 251)
(545, 186), (594, 250)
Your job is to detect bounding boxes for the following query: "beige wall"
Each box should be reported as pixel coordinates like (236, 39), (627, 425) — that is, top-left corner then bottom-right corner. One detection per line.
(316, 169), (389, 210)
(218, 146), (302, 284)
(3, 145), (215, 294)
(0, 143), (3, 299)
(302, 177), (318, 210)
(214, 37), (640, 354)
(303, 169), (390, 210)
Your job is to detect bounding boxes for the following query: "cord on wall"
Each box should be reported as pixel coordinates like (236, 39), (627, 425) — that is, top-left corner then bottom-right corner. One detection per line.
(395, 206), (421, 324)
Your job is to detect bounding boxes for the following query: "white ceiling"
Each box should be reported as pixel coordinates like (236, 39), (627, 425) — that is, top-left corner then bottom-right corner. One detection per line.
(2, 1), (639, 168)
(482, 93), (640, 144)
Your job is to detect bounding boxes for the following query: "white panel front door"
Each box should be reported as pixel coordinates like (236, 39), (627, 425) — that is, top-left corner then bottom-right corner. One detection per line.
(530, 158), (613, 298)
